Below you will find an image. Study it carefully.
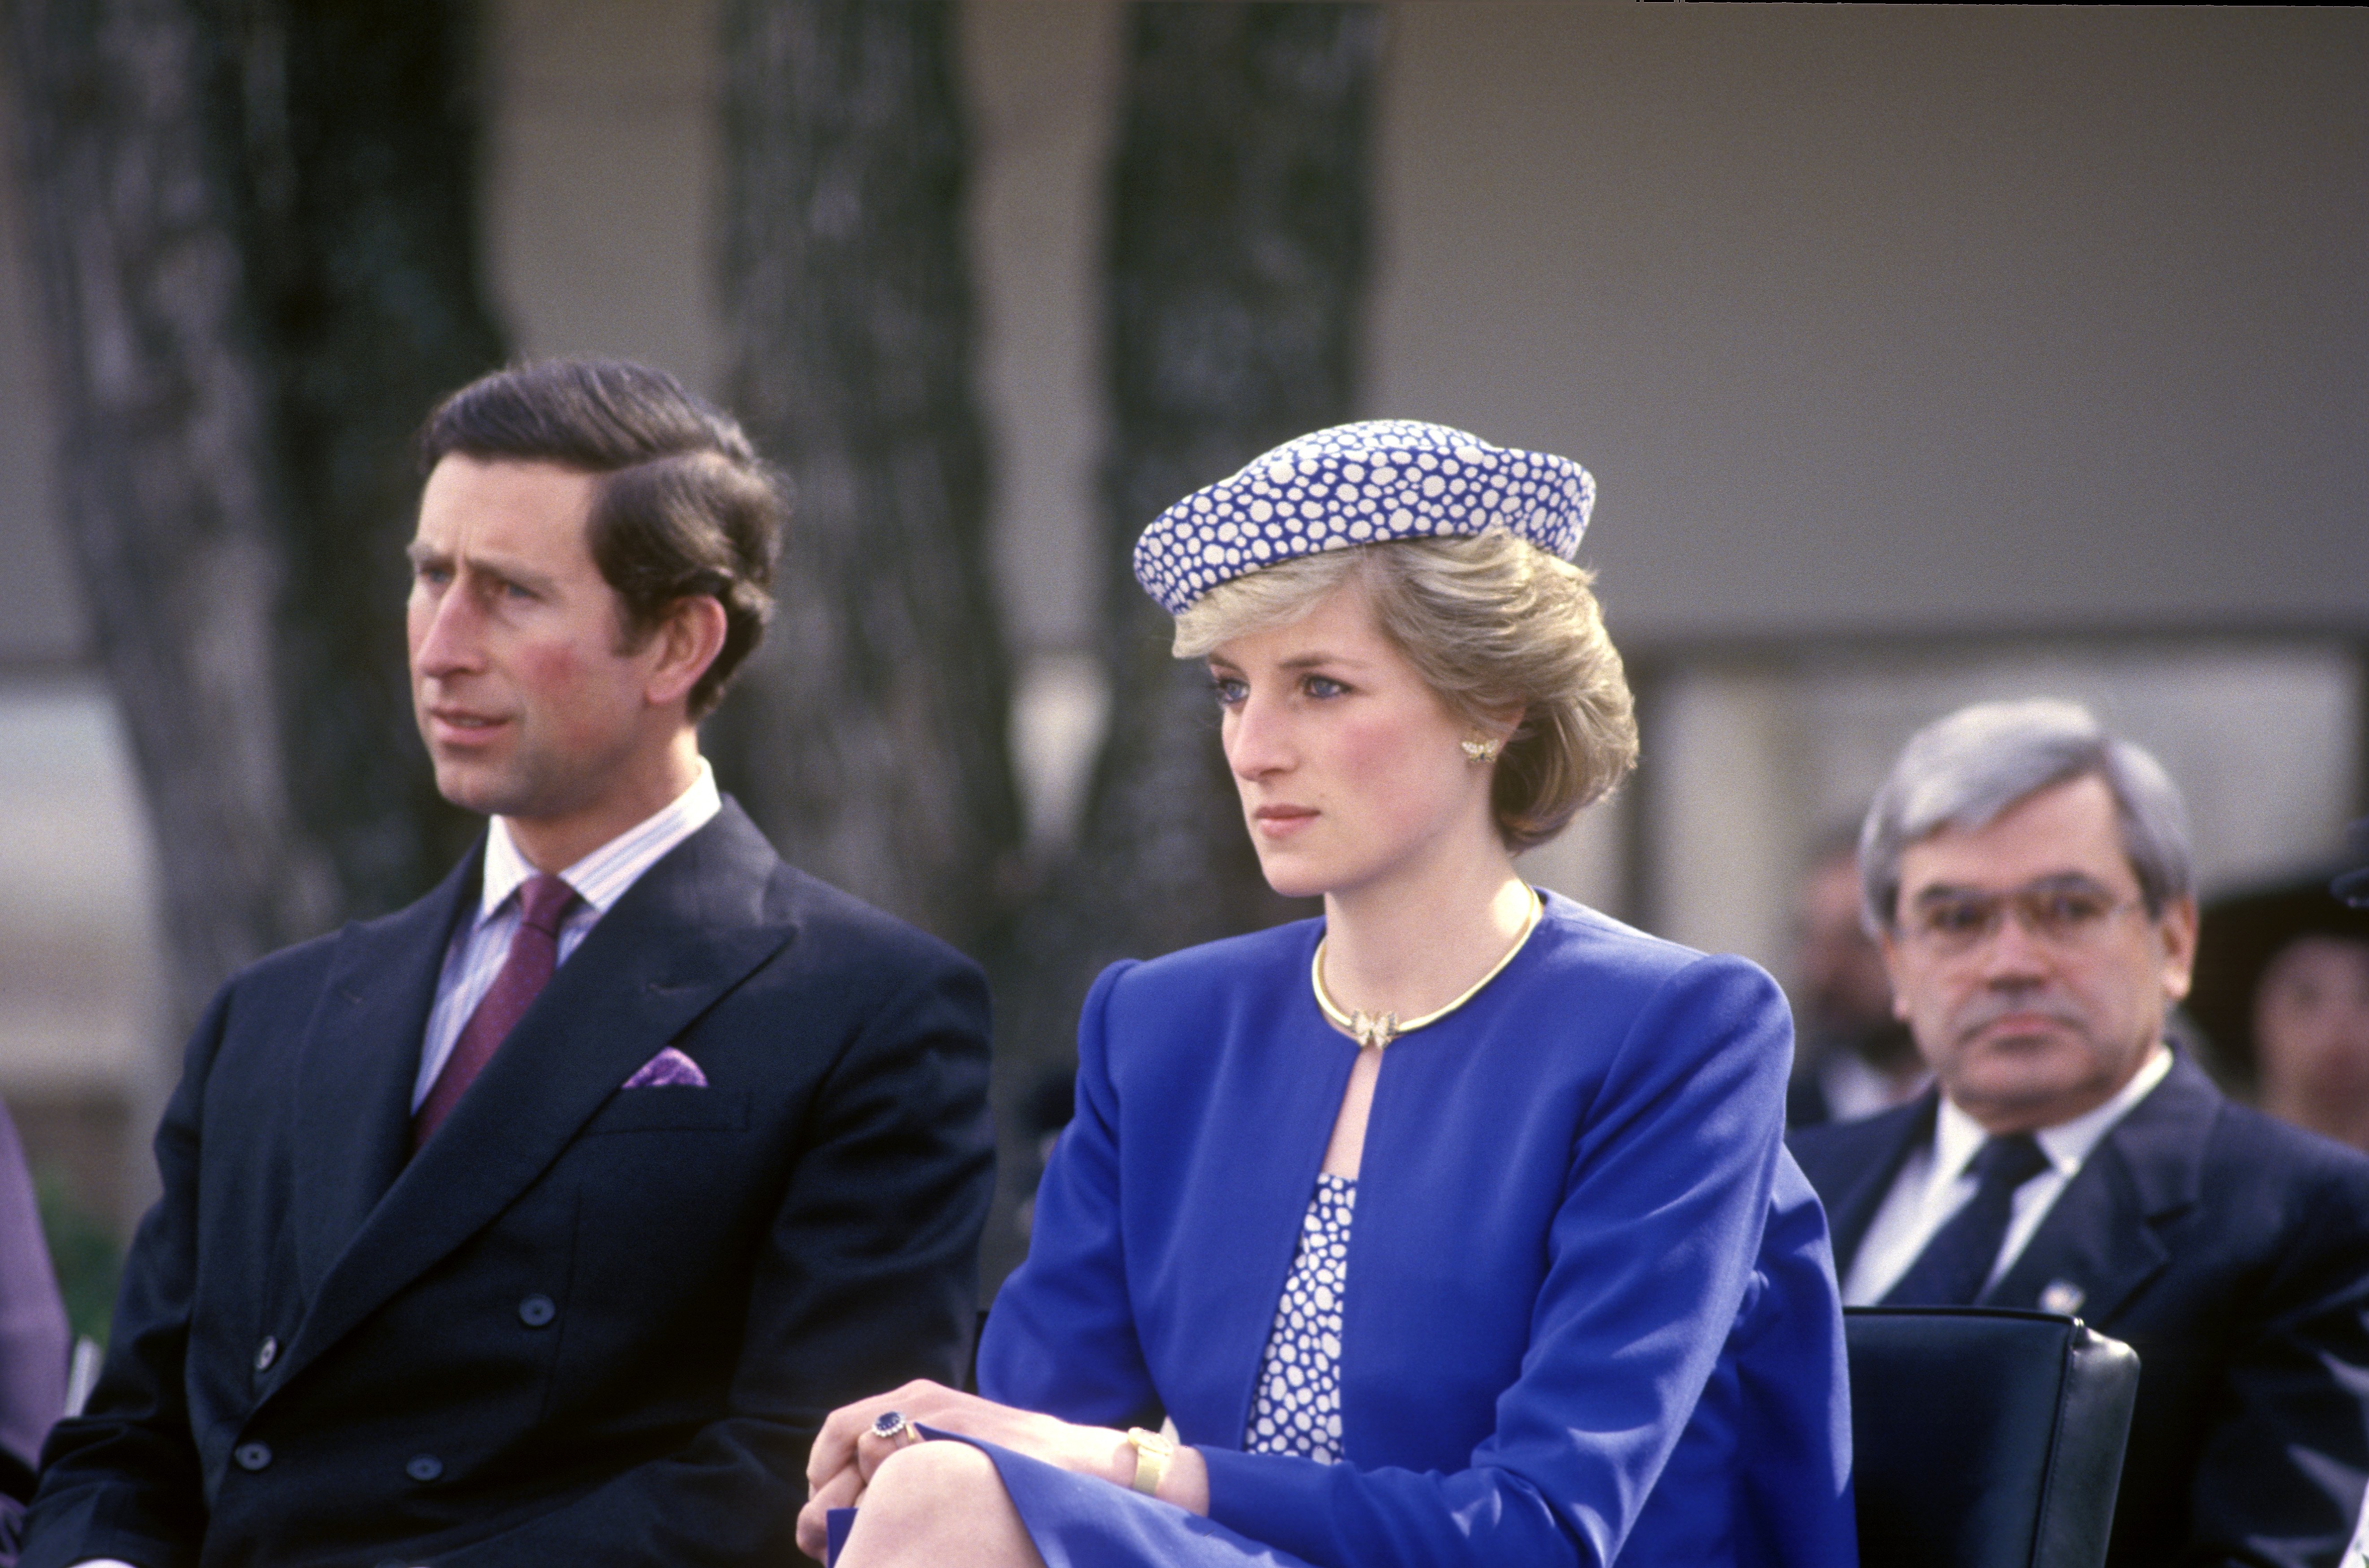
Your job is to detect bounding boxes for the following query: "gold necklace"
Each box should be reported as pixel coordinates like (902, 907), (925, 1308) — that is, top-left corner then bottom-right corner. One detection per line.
(1310, 890), (1544, 1050)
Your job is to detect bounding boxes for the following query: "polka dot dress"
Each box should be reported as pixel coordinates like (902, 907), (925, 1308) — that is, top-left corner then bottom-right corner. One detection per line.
(1131, 420), (1596, 615)
(1244, 1174), (1355, 1463)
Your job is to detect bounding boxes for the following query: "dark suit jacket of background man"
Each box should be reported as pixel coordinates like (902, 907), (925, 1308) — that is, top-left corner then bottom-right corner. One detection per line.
(1791, 1054), (2369, 1568)
(20, 801), (995, 1568)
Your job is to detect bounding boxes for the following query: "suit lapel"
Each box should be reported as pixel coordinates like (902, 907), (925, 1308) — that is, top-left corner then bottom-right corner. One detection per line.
(277, 803), (796, 1390)
(1988, 1055), (2215, 1322)
(290, 846), (480, 1302)
(1821, 1096), (1937, 1273)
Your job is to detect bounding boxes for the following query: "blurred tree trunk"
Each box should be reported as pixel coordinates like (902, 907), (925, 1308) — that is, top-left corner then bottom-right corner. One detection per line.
(714, 0), (1023, 952)
(984, 2), (1383, 1285)
(6, 0), (328, 1027)
(244, 0), (506, 916)
(3, 0), (503, 1031)
(1082, 0), (1380, 953)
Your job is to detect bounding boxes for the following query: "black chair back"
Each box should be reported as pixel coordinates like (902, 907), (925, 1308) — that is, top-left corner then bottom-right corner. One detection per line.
(1846, 1306), (2138, 1568)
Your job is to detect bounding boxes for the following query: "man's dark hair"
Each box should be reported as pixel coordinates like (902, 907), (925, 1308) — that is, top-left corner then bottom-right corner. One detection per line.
(418, 358), (785, 719)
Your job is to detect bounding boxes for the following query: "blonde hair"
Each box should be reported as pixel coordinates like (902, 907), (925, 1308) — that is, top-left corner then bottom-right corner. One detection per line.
(1172, 533), (1637, 849)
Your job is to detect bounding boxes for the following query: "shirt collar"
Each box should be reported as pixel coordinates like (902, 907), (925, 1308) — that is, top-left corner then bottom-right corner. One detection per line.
(477, 758), (722, 923)
(1932, 1043), (2173, 1181)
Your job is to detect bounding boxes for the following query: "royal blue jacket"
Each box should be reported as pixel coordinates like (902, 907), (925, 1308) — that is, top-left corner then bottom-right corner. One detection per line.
(981, 893), (1858, 1567)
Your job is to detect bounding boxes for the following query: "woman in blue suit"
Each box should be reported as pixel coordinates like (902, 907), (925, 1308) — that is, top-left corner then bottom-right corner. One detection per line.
(798, 422), (1856, 1567)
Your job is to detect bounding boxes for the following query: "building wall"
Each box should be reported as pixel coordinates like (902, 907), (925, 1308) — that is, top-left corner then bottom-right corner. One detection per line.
(482, 0), (722, 394)
(1368, 5), (2369, 643)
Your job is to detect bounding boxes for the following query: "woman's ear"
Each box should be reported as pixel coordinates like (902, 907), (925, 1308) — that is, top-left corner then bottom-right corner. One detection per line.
(645, 596), (729, 709)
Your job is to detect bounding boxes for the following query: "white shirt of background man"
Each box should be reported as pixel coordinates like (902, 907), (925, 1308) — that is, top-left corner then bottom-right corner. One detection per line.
(411, 757), (721, 1107)
(1841, 1045), (2173, 1306)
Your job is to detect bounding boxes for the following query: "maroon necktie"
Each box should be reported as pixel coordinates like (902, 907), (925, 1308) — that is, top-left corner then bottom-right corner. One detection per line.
(413, 874), (580, 1150)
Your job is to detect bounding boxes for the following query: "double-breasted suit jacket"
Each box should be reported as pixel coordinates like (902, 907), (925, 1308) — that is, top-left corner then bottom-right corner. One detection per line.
(1791, 1056), (2369, 1568)
(21, 801), (995, 1568)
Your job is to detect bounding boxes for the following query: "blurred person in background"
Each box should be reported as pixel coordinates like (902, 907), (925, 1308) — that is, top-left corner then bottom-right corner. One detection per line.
(797, 421), (1855, 1568)
(2187, 877), (2369, 1152)
(0, 1103), (68, 1564)
(2326, 828), (2369, 1568)
(1792, 698), (2369, 1568)
(1787, 825), (1928, 1127)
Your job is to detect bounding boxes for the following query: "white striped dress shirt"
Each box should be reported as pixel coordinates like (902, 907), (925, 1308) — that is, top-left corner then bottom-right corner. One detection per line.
(410, 760), (723, 1110)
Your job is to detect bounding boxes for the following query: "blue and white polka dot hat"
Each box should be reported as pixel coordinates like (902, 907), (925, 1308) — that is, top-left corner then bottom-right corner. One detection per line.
(1131, 419), (1594, 616)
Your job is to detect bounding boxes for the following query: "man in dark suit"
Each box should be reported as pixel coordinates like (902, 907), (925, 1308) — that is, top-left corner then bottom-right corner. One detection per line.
(20, 360), (995, 1568)
(1792, 698), (2369, 1568)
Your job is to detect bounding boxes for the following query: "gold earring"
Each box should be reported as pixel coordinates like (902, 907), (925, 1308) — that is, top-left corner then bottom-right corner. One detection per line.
(1461, 737), (1502, 764)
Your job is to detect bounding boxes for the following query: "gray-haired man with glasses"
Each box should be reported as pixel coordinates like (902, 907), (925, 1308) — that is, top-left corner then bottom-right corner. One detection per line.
(1792, 698), (2369, 1568)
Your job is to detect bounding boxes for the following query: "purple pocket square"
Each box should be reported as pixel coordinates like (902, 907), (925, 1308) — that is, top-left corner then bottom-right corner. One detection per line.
(622, 1046), (707, 1089)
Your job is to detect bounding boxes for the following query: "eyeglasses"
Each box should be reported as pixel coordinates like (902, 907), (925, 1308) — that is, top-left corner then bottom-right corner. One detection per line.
(1902, 880), (2142, 957)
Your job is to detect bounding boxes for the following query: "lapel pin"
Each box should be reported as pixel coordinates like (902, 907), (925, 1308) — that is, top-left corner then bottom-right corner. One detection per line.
(2039, 1279), (2086, 1316)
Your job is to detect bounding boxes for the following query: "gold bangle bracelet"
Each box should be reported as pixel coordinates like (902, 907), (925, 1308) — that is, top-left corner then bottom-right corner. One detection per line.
(1125, 1426), (1174, 1497)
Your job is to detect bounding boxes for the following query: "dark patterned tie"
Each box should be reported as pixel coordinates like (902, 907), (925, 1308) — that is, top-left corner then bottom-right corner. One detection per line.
(412, 874), (579, 1150)
(1880, 1132), (2051, 1306)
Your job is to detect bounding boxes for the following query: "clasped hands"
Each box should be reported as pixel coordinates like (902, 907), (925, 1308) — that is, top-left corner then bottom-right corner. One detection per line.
(796, 1380), (1208, 1560)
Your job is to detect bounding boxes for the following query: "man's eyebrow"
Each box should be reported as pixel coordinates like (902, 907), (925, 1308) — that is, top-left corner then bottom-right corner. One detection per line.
(403, 541), (558, 595)
(2022, 872), (2116, 893)
(478, 555), (559, 593)
(1910, 872), (2114, 902)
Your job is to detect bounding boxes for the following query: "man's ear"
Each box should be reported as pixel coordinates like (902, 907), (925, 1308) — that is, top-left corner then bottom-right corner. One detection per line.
(644, 596), (728, 709)
(1878, 926), (1913, 1020)
(2156, 894), (2200, 1003)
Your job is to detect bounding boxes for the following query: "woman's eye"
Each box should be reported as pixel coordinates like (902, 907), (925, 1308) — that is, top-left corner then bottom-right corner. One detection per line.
(1303, 675), (1347, 699)
(1210, 675), (1247, 706)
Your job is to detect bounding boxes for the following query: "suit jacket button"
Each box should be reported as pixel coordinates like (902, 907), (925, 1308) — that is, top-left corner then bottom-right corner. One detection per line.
(234, 1441), (272, 1471)
(254, 1335), (278, 1372)
(406, 1453), (443, 1482)
(518, 1294), (556, 1327)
